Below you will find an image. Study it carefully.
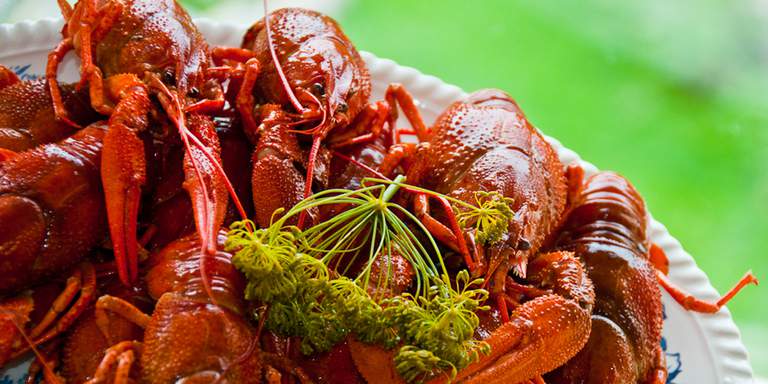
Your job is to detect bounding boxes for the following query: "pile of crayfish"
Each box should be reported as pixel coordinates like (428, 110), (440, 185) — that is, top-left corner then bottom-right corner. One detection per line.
(0, 1), (758, 383)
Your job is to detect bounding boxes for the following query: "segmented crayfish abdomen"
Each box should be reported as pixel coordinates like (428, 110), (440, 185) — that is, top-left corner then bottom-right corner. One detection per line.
(547, 171), (665, 384)
(140, 231), (261, 383)
(0, 124), (106, 294)
(141, 294), (261, 384)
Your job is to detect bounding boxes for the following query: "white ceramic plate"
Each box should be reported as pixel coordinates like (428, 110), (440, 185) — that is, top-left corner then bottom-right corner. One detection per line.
(0, 18), (755, 384)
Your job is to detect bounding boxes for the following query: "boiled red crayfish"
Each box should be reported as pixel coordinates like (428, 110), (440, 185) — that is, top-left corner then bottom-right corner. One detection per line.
(0, 125), (106, 295)
(215, 7), (391, 228)
(546, 169), (757, 383)
(344, 89), (594, 383)
(0, 2), (758, 382)
(76, 231), (263, 383)
(0, 124), (106, 373)
(47, 0), (239, 287)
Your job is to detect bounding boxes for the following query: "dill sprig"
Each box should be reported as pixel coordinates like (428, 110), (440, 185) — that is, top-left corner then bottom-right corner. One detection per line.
(228, 220), (392, 354)
(226, 176), (510, 382)
(387, 270), (490, 382)
(256, 175), (447, 299)
(455, 191), (515, 245)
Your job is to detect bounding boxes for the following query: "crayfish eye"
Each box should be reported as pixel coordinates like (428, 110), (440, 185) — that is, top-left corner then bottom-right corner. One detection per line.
(337, 102), (348, 113)
(162, 69), (176, 85)
(517, 238), (531, 251)
(188, 87), (200, 98)
(312, 83), (326, 96)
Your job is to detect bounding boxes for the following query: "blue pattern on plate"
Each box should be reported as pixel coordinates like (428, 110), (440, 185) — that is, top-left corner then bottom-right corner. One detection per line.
(0, 374), (25, 384)
(662, 305), (683, 383)
(9, 64), (42, 81)
(663, 335), (683, 383)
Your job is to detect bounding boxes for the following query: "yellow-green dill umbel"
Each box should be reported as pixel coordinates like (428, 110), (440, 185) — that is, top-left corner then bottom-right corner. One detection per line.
(226, 176), (513, 382)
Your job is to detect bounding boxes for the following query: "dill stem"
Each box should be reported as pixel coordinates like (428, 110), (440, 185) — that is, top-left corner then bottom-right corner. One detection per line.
(382, 174), (406, 202)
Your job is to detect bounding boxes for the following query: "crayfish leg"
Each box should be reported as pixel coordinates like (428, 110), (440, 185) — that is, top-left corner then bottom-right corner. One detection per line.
(46, 39), (81, 128)
(377, 142), (418, 178)
(384, 84), (430, 141)
(24, 339), (64, 384)
(207, 47), (259, 124)
(84, 340), (142, 384)
(94, 295), (151, 343)
(328, 101), (390, 149)
(234, 59), (262, 135)
(18, 263), (96, 357)
(650, 239), (758, 313)
(412, 193), (475, 270)
(656, 269), (758, 313)
(648, 243), (669, 275)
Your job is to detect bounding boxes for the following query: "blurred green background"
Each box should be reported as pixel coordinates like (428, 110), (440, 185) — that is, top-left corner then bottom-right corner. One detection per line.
(2, 0), (767, 376)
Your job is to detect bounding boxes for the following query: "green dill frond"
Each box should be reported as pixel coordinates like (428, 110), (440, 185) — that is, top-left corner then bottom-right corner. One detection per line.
(227, 178), (494, 383)
(456, 191), (515, 245)
(262, 175), (446, 299)
(226, 220), (304, 302)
(394, 346), (454, 383)
(384, 271), (490, 381)
(327, 278), (398, 347)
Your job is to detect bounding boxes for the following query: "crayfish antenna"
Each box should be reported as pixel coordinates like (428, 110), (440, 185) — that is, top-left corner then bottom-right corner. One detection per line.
(263, 0), (306, 114)
(296, 97), (329, 228)
(331, 150), (388, 180)
(296, 135), (322, 229)
(150, 78), (245, 306)
(148, 78), (248, 219)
